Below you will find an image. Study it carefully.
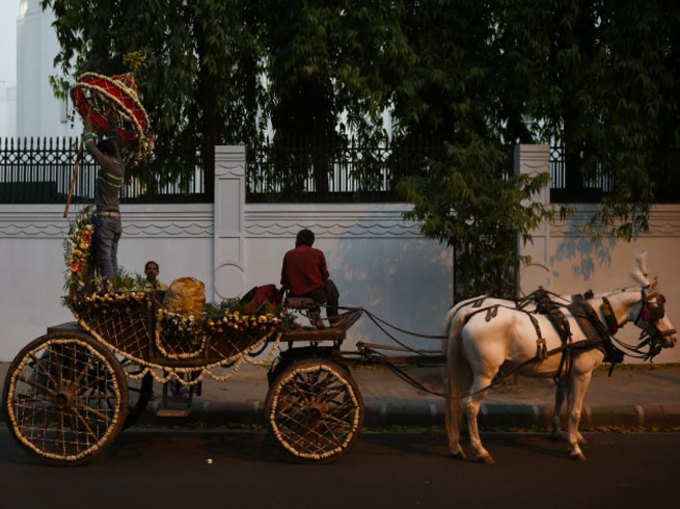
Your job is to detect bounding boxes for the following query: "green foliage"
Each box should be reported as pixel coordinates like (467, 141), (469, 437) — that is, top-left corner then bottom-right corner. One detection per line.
(261, 0), (409, 193)
(398, 139), (553, 299)
(388, 1), (553, 298)
(43, 0), (680, 297)
(43, 0), (266, 194)
(505, 0), (680, 238)
(204, 298), (285, 320)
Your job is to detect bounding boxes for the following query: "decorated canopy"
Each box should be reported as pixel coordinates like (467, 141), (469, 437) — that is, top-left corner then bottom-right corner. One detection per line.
(71, 72), (153, 164)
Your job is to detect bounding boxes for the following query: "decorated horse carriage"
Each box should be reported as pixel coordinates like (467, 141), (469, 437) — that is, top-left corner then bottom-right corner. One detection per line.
(4, 215), (677, 467)
(2, 276), (365, 466)
(3, 71), (677, 467)
(2, 71), (369, 465)
(2, 202), (366, 465)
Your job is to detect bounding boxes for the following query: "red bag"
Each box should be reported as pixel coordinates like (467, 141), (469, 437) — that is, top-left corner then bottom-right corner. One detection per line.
(240, 284), (283, 313)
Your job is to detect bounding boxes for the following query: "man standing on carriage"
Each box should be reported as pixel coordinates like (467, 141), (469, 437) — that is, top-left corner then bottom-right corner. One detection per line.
(82, 122), (126, 278)
(70, 71), (152, 279)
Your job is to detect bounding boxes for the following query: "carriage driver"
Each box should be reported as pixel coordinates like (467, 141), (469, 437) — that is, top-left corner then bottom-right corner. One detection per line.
(281, 229), (340, 327)
(82, 121), (126, 278)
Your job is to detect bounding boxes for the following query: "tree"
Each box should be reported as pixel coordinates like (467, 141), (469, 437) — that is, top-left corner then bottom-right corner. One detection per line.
(260, 0), (409, 195)
(508, 0), (680, 239)
(42, 0), (680, 298)
(397, 0), (680, 299)
(43, 0), (265, 197)
(391, 0), (552, 299)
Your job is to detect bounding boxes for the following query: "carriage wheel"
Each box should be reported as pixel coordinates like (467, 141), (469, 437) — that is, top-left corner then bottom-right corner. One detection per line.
(2, 333), (128, 465)
(265, 359), (364, 463)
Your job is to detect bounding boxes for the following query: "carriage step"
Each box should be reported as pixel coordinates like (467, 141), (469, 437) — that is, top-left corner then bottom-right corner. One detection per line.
(156, 408), (191, 418)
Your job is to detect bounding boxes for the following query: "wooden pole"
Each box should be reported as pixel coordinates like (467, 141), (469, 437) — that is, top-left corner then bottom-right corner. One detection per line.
(63, 140), (84, 218)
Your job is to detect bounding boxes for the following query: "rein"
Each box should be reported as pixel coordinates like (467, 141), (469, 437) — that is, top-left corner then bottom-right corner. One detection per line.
(359, 336), (606, 399)
(350, 286), (673, 400)
(337, 306), (446, 358)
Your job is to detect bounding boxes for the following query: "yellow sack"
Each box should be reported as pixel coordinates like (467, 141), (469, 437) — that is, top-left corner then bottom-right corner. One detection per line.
(162, 277), (206, 316)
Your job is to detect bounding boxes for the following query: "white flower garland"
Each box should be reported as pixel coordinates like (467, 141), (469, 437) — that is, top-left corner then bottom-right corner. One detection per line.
(6, 338), (123, 461)
(267, 363), (361, 460)
(75, 310), (281, 387)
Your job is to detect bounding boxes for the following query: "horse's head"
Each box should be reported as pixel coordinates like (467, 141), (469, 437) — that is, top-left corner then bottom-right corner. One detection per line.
(627, 252), (677, 355)
(633, 282), (677, 350)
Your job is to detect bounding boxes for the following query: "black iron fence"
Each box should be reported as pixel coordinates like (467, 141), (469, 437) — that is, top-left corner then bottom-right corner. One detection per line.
(549, 144), (616, 203)
(0, 137), (209, 204)
(245, 137), (443, 202)
(4, 136), (668, 205)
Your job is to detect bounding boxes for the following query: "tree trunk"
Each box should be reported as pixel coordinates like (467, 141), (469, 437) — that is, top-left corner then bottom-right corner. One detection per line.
(194, 11), (217, 201)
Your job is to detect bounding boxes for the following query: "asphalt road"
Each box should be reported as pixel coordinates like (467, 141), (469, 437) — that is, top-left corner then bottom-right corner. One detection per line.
(1, 428), (679, 509)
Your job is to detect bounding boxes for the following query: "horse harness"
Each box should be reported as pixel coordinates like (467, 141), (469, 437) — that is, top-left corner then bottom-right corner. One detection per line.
(465, 289), (625, 383)
(357, 288), (671, 400)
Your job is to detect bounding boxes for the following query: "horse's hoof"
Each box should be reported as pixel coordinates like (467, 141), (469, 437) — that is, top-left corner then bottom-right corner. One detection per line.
(471, 453), (495, 464)
(450, 450), (466, 461)
(569, 451), (586, 461)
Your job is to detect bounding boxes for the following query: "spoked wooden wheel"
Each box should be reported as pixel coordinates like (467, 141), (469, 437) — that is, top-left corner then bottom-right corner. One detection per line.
(265, 359), (364, 463)
(2, 333), (128, 465)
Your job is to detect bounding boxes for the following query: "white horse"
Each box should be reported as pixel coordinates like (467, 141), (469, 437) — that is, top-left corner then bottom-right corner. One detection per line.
(443, 254), (677, 463)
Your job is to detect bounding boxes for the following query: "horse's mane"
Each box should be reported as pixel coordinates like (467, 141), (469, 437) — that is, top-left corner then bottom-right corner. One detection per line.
(594, 287), (642, 299)
(566, 251), (651, 301)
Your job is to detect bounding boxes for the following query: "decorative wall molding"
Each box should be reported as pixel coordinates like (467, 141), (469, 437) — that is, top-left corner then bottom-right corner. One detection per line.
(124, 222), (213, 238)
(244, 206), (423, 238)
(0, 222), (67, 238)
(0, 204), (213, 239)
(549, 204), (680, 238)
(244, 221), (422, 238)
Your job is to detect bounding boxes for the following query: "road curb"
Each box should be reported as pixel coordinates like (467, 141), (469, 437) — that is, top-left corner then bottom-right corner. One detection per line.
(2, 398), (680, 429)
(128, 400), (680, 429)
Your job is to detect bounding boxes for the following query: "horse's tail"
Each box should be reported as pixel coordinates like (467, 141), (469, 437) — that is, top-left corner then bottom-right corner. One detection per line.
(443, 296), (479, 457)
(442, 295), (483, 353)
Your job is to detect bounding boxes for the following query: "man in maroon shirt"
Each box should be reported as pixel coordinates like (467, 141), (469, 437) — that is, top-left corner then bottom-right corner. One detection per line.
(281, 229), (339, 325)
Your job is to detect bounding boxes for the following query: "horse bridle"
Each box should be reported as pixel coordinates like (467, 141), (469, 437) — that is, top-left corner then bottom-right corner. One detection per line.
(633, 289), (676, 358)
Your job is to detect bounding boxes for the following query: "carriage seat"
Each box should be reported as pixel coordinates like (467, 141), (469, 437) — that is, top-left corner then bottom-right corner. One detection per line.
(285, 297), (320, 310)
(284, 297), (324, 329)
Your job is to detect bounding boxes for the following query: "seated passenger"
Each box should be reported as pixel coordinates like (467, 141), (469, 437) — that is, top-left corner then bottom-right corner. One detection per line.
(281, 229), (339, 327)
(143, 260), (168, 292)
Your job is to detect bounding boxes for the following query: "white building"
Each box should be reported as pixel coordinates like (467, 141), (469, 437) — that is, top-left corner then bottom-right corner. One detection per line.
(0, 83), (16, 138)
(16, 0), (80, 138)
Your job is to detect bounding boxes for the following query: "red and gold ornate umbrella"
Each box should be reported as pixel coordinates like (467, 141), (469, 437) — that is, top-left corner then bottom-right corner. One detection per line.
(71, 72), (153, 163)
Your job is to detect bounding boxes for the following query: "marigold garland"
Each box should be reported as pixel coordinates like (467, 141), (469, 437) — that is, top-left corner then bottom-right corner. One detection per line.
(67, 288), (286, 364)
(64, 206), (95, 293)
(61, 208), (287, 379)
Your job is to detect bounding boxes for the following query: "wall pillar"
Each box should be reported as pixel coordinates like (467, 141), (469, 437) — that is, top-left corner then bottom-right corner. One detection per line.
(514, 144), (551, 294)
(213, 145), (246, 302)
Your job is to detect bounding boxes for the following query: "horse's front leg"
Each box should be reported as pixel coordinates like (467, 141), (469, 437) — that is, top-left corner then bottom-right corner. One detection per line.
(465, 374), (494, 464)
(552, 379), (586, 444)
(566, 371), (592, 460)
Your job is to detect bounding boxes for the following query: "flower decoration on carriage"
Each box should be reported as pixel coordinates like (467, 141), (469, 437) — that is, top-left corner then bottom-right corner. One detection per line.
(204, 310), (285, 335)
(155, 308), (285, 336)
(63, 205), (95, 292)
(71, 71), (154, 166)
(70, 290), (152, 314)
(156, 308), (204, 335)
